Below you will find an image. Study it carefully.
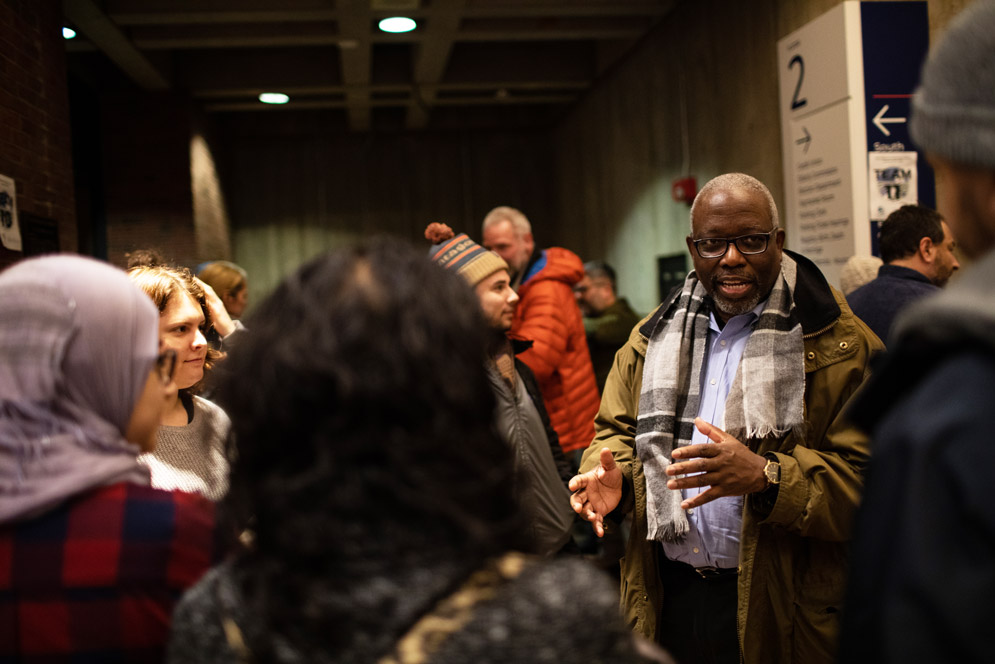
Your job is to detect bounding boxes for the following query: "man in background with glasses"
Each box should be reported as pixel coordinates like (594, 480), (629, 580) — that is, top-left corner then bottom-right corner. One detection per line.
(570, 173), (881, 664)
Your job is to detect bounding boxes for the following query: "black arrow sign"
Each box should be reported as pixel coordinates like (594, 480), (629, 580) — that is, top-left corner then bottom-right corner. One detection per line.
(795, 126), (811, 153)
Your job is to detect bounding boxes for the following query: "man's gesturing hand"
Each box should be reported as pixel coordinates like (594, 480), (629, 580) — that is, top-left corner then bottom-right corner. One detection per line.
(569, 447), (622, 538)
(665, 417), (768, 509)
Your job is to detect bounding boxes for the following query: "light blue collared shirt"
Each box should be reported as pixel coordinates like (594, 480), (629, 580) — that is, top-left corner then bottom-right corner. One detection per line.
(661, 301), (764, 569)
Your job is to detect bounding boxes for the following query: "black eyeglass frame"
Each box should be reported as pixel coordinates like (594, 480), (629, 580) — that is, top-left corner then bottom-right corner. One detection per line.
(155, 349), (178, 385)
(690, 229), (780, 259)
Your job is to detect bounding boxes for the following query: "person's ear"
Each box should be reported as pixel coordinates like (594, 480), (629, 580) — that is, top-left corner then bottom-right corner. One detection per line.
(919, 235), (936, 263)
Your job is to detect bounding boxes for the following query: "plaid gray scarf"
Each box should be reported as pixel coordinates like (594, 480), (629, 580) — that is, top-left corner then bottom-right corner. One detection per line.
(635, 253), (805, 542)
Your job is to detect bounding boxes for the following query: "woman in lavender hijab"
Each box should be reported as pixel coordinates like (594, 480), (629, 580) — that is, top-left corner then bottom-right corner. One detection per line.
(0, 255), (217, 661)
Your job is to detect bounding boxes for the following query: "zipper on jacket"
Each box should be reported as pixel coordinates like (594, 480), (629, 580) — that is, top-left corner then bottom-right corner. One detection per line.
(802, 318), (837, 340)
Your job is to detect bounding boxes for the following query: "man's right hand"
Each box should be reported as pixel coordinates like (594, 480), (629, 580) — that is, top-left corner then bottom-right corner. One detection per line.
(568, 447), (622, 537)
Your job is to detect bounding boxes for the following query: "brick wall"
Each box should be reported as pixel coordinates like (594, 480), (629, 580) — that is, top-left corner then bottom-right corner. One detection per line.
(100, 91), (197, 268)
(0, 0), (76, 270)
(100, 92), (232, 270)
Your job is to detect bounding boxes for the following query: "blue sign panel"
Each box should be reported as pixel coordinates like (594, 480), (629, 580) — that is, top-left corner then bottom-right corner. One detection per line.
(861, 1), (933, 211)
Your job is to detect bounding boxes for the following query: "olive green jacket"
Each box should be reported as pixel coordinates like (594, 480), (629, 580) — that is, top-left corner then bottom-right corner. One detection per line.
(580, 252), (883, 664)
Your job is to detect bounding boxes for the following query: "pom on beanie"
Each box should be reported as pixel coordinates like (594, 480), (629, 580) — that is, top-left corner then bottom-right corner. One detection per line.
(425, 223), (508, 287)
(425, 222), (455, 244)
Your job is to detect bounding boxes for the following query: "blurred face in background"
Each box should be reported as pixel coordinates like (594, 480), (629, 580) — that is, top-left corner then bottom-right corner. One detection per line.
(475, 269), (519, 332)
(930, 156), (995, 260)
(929, 221), (960, 287)
(159, 291), (207, 390)
(483, 219), (534, 278)
(224, 284), (249, 318)
(574, 274), (614, 316)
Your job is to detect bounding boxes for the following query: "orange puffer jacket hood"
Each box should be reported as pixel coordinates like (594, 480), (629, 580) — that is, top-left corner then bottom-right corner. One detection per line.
(511, 247), (599, 454)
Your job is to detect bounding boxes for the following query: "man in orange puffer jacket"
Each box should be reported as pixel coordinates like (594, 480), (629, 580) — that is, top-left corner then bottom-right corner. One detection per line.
(483, 206), (600, 466)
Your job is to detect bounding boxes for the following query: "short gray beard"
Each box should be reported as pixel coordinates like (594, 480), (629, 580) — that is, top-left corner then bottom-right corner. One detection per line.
(711, 290), (763, 319)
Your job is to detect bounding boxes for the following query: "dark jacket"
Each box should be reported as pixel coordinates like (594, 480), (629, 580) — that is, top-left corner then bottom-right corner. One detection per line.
(513, 339), (573, 485)
(840, 249), (995, 663)
(846, 264), (938, 344)
(585, 297), (642, 393)
(488, 339), (574, 555)
(580, 251), (882, 664)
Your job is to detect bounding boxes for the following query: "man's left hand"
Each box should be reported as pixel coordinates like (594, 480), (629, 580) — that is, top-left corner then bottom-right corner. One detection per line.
(665, 417), (768, 509)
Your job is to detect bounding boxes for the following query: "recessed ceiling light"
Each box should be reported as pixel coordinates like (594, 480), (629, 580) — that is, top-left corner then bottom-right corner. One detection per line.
(378, 17), (416, 33)
(258, 92), (290, 105)
(63, 27), (77, 39)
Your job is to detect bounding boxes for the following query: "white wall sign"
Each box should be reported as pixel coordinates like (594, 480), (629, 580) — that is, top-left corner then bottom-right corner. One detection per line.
(778, 2), (866, 287)
(0, 174), (22, 252)
(778, 1), (930, 287)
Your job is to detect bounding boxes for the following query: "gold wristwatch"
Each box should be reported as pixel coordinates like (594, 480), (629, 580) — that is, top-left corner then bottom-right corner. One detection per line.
(763, 455), (781, 489)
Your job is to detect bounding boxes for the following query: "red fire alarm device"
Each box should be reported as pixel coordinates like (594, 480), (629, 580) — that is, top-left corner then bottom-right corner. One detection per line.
(671, 176), (697, 205)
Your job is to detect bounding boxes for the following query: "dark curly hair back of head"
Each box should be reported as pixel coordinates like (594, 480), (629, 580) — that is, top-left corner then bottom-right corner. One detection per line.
(214, 236), (524, 662)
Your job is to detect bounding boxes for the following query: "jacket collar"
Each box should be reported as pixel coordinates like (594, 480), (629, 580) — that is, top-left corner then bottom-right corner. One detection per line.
(510, 336), (534, 355)
(877, 263), (933, 285)
(515, 248), (546, 289)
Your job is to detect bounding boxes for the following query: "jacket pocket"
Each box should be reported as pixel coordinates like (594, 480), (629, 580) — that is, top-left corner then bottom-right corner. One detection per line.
(791, 582), (843, 664)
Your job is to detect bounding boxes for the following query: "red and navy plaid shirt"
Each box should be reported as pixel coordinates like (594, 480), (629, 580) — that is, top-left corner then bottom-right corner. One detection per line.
(0, 482), (216, 662)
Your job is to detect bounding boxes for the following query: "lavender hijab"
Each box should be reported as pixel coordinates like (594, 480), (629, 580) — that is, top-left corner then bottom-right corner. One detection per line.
(0, 255), (159, 524)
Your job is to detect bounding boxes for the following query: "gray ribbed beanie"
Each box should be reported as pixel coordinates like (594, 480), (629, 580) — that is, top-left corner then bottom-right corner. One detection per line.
(910, 0), (995, 169)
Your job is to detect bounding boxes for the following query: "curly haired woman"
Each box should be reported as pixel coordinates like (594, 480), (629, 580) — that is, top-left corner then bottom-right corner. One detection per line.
(128, 253), (232, 500)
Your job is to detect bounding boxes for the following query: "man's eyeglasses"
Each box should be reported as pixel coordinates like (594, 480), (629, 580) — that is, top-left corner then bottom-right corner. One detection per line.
(691, 229), (778, 259)
(155, 349), (177, 385)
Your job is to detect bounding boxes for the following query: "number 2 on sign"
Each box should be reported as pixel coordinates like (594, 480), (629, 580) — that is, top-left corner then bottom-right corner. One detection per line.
(789, 55), (807, 110)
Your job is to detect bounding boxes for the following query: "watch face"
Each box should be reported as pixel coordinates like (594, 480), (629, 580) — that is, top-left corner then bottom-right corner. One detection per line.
(765, 461), (780, 484)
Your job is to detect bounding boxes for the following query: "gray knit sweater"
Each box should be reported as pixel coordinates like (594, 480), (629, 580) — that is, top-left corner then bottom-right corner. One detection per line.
(140, 395), (231, 501)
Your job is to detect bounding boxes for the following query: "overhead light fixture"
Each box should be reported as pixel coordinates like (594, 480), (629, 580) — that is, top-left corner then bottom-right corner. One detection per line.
(63, 27), (77, 39)
(258, 92), (290, 105)
(378, 17), (417, 33)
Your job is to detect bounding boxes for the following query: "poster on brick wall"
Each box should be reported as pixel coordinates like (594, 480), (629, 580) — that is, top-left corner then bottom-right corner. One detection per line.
(0, 174), (22, 252)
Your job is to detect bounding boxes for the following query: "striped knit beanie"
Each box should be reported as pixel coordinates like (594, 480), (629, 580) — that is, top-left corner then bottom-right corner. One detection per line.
(425, 223), (508, 287)
(910, 0), (995, 169)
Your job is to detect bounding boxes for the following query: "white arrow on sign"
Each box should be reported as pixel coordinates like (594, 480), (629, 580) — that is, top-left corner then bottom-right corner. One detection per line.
(873, 104), (906, 137)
